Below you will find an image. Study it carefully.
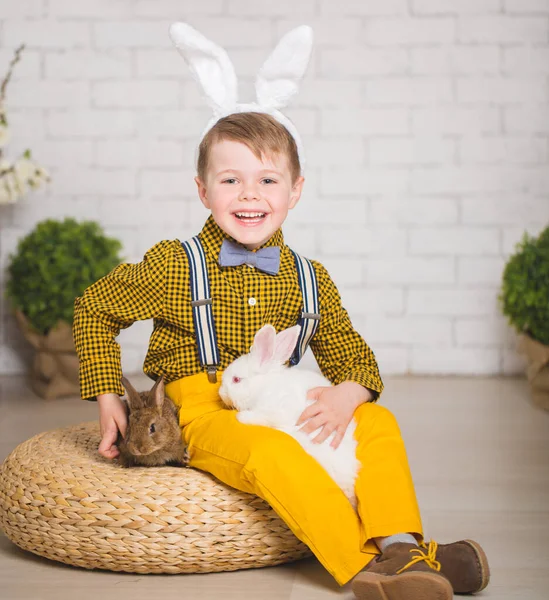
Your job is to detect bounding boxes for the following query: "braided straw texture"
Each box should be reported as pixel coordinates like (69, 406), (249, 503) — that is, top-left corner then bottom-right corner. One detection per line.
(0, 421), (312, 574)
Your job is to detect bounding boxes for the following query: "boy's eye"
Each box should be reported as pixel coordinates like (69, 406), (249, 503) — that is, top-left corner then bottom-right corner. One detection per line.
(262, 178), (276, 184)
(232, 376), (241, 384)
(222, 178), (237, 184)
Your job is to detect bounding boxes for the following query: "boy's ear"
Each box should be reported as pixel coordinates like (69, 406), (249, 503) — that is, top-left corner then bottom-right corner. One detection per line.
(195, 176), (210, 209)
(289, 176), (304, 210)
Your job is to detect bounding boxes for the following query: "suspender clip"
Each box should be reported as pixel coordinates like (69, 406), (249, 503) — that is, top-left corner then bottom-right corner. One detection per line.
(206, 366), (218, 384)
(302, 312), (321, 320)
(191, 298), (212, 307)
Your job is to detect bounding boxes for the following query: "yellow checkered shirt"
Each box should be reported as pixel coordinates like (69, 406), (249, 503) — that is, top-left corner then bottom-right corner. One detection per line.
(73, 215), (383, 401)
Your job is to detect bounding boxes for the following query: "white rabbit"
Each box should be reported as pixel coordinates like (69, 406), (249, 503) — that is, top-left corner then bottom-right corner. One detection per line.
(219, 324), (360, 508)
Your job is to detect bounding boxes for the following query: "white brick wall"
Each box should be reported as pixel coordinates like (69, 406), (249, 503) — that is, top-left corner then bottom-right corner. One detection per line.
(0, 0), (547, 378)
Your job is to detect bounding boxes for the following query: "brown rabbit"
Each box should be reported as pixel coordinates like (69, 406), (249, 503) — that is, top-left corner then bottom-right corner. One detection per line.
(116, 375), (190, 468)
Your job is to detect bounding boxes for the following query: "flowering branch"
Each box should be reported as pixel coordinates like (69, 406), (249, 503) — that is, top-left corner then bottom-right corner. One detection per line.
(1, 44), (25, 103)
(0, 44), (50, 204)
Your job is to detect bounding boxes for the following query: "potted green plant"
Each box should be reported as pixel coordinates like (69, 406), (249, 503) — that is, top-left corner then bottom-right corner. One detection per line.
(5, 218), (123, 399)
(500, 225), (549, 410)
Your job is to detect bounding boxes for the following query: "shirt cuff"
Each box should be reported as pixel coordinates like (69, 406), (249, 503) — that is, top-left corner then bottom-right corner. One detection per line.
(342, 371), (384, 402)
(79, 358), (124, 401)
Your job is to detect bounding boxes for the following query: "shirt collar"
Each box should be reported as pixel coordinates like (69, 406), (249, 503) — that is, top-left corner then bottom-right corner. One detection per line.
(198, 214), (285, 259)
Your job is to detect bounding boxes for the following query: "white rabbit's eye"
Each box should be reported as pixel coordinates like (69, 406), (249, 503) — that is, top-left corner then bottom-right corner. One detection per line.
(232, 376), (241, 384)
(149, 423), (156, 434)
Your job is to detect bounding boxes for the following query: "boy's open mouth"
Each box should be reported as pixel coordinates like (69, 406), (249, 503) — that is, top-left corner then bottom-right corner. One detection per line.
(233, 211), (267, 225)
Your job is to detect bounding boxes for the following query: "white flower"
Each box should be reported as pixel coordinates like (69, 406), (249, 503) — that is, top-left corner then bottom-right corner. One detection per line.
(0, 125), (10, 148)
(8, 170), (23, 198)
(14, 156), (35, 183)
(0, 171), (19, 204)
(0, 181), (11, 204)
(30, 164), (50, 188)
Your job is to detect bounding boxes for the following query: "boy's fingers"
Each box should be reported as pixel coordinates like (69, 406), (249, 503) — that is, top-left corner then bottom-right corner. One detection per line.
(306, 387), (323, 400)
(100, 446), (118, 459)
(116, 418), (127, 440)
(330, 427), (345, 449)
(108, 445), (120, 458)
(312, 424), (335, 444)
(300, 414), (328, 435)
(98, 428), (118, 453)
(296, 403), (320, 426)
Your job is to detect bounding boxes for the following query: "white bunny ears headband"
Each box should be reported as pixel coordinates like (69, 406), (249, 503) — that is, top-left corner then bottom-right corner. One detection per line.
(168, 22), (314, 174)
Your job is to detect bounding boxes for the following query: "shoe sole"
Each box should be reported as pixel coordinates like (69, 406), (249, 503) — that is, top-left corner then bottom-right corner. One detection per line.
(351, 571), (454, 600)
(463, 539), (491, 593)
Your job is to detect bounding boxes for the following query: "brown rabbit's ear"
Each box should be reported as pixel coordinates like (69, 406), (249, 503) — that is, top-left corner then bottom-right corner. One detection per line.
(150, 375), (165, 409)
(121, 376), (143, 410)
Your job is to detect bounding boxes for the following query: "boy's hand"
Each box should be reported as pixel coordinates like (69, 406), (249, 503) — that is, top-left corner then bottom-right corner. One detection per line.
(97, 393), (128, 460)
(296, 381), (373, 449)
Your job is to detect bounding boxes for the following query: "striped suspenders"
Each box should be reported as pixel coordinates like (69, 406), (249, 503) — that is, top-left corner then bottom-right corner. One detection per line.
(288, 249), (321, 366)
(181, 237), (220, 383)
(182, 236), (321, 382)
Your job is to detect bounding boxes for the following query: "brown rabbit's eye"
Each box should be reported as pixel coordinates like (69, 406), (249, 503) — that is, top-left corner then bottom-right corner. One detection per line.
(232, 376), (241, 383)
(149, 423), (156, 434)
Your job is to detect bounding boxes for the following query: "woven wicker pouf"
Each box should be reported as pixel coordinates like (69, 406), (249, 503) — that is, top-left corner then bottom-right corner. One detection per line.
(0, 421), (312, 574)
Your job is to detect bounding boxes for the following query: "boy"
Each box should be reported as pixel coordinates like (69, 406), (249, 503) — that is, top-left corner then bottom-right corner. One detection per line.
(73, 111), (489, 599)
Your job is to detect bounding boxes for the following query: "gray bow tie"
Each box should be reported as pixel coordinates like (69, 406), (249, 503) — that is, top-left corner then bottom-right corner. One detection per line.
(218, 239), (280, 275)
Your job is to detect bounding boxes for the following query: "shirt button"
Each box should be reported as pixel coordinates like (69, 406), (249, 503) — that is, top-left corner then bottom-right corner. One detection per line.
(248, 297), (257, 306)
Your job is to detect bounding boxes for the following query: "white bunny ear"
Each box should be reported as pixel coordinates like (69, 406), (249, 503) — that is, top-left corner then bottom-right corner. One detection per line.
(273, 325), (301, 365)
(169, 22), (238, 116)
(251, 325), (277, 367)
(256, 25), (313, 110)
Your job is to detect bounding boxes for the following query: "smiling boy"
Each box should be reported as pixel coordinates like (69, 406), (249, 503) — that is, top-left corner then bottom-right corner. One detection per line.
(195, 135), (302, 250)
(73, 112), (489, 600)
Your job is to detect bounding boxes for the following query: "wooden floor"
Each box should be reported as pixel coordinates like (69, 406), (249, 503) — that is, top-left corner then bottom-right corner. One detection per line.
(1, 373), (548, 600)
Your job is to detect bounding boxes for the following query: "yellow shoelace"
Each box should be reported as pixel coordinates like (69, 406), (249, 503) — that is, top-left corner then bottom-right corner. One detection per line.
(396, 540), (441, 574)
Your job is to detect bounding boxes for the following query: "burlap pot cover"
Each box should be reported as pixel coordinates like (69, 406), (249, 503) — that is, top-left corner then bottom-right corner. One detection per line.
(0, 422), (312, 574)
(14, 310), (80, 400)
(518, 333), (549, 411)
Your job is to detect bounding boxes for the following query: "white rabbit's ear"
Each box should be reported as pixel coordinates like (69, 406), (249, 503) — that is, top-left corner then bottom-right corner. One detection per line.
(256, 25), (313, 110)
(169, 22), (238, 116)
(251, 325), (277, 367)
(273, 325), (301, 364)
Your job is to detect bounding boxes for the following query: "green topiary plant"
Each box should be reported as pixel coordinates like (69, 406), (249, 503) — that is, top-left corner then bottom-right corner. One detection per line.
(500, 225), (549, 346)
(5, 218), (123, 335)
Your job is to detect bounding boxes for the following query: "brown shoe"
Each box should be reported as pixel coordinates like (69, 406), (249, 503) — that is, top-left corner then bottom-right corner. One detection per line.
(420, 539), (490, 594)
(352, 542), (453, 600)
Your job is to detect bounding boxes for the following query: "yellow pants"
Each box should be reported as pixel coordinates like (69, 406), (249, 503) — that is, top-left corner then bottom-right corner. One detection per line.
(165, 373), (423, 585)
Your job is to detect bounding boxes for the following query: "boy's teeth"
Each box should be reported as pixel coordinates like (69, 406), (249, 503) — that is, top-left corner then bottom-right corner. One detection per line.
(235, 212), (265, 218)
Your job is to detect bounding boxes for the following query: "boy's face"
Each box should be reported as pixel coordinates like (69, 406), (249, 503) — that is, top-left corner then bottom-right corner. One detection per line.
(195, 139), (304, 250)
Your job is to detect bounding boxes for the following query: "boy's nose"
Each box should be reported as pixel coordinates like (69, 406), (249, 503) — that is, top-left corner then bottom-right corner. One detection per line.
(239, 185), (260, 201)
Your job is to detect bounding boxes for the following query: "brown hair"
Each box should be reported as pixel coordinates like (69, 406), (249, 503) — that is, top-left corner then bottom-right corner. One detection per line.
(197, 112), (301, 184)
